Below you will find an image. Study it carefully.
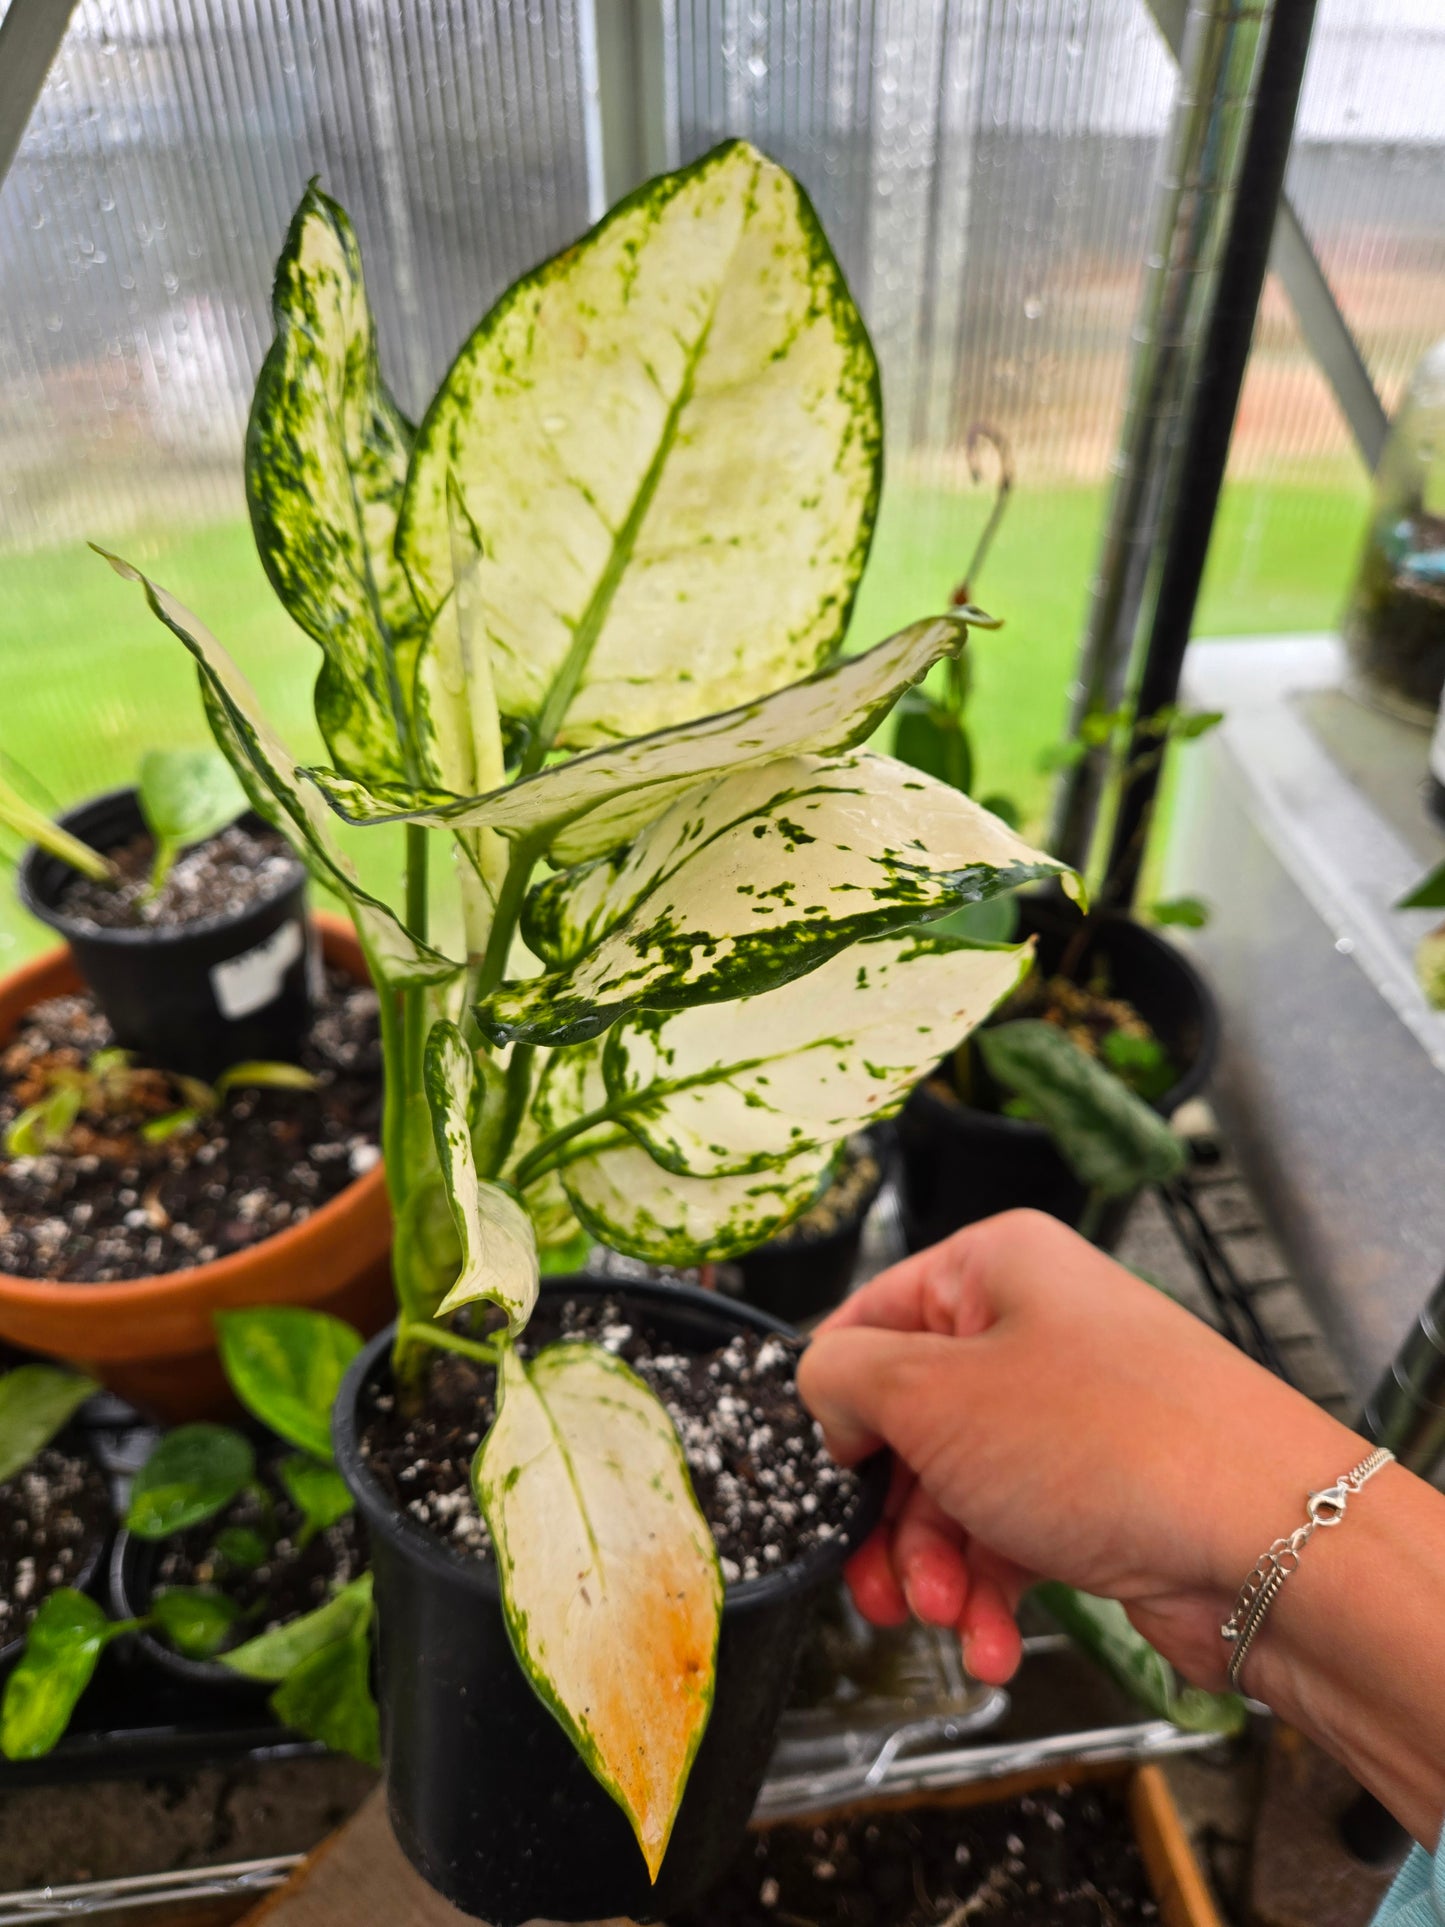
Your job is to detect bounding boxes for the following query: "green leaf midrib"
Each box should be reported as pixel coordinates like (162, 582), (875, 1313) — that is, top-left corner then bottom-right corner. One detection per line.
(517, 266), (735, 777)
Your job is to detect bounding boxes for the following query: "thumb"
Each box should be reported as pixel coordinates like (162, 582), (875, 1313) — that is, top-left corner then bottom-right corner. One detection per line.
(798, 1325), (962, 1467)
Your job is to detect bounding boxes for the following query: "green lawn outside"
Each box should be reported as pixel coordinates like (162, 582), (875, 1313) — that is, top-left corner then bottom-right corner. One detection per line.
(0, 466), (1369, 964)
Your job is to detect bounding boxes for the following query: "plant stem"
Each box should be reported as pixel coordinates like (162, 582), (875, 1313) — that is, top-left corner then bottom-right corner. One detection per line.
(398, 1321), (504, 1368)
(512, 1096), (629, 1190)
(471, 833), (543, 1007)
(492, 1043), (536, 1179)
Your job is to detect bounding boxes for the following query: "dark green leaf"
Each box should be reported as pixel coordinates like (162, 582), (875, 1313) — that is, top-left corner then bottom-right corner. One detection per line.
(216, 1526), (270, 1571)
(149, 1587), (242, 1660)
(213, 1308), (362, 1464)
(0, 1366), (98, 1483)
(1399, 859), (1445, 910)
(137, 748), (246, 877)
(892, 690), (972, 793)
(222, 1574), (373, 1683)
(279, 1455), (354, 1543)
(1, 1591), (121, 1760)
(1150, 896), (1210, 929)
(269, 1620), (379, 1767)
(1099, 1029), (1176, 1103)
(126, 1425), (255, 1540)
(1034, 1584), (1245, 1736)
(976, 791), (1021, 829)
(977, 1021), (1186, 1197)
(1169, 708), (1224, 741)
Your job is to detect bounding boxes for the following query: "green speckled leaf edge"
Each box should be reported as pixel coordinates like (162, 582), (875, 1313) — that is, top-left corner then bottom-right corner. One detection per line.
(423, 1020), (538, 1331)
(301, 612), (988, 866)
(473, 1343), (721, 1880)
(95, 550), (460, 989)
(246, 183), (420, 783)
(396, 139), (882, 751)
(480, 752), (1071, 1047)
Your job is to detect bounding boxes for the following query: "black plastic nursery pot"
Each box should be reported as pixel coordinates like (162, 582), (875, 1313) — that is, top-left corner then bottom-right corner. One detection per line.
(107, 1526), (270, 1696)
(17, 787), (312, 1080)
(333, 1280), (889, 1926)
(0, 1432), (111, 1670)
(896, 897), (1219, 1252)
(732, 1133), (890, 1327)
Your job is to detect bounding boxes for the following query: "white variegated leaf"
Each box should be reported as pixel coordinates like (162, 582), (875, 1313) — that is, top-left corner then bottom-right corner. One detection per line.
(302, 612), (993, 865)
(99, 551), (460, 988)
(246, 185), (419, 781)
(478, 752), (1071, 1045)
(522, 931), (1029, 1262)
(423, 1022), (538, 1331)
(397, 141), (881, 754)
(597, 930), (1034, 1177)
(561, 1135), (830, 1266)
(473, 1343), (721, 1878)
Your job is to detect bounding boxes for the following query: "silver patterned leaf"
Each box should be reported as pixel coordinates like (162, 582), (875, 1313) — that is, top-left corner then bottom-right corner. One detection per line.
(302, 611), (992, 866)
(473, 1343), (722, 1879)
(396, 140), (881, 754)
(246, 184), (419, 782)
(479, 752), (1071, 1045)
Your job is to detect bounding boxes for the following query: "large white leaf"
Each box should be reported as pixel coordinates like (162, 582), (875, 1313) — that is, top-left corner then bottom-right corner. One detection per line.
(397, 141), (881, 754)
(99, 552), (460, 988)
(525, 930), (1030, 1261)
(246, 185), (419, 782)
(600, 931), (1033, 1176)
(303, 611), (995, 866)
(479, 752), (1070, 1045)
(473, 1344), (721, 1879)
(423, 1022), (538, 1330)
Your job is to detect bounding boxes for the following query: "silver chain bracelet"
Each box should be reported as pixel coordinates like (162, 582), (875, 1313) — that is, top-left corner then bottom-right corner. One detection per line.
(1221, 1447), (1395, 1691)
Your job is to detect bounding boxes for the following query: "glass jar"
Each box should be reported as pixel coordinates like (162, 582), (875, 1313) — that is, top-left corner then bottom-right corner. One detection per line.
(1343, 338), (1445, 725)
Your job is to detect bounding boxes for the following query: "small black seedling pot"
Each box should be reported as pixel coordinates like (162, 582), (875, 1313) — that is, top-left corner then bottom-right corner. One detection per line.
(732, 1133), (890, 1326)
(0, 1429), (112, 1671)
(896, 898), (1218, 1251)
(18, 787), (312, 1080)
(333, 1279), (889, 1926)
(108, 1524), (269, 1696)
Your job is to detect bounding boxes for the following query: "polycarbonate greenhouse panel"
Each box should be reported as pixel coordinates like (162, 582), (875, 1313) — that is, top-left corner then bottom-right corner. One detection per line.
(0, 0), (593, 551)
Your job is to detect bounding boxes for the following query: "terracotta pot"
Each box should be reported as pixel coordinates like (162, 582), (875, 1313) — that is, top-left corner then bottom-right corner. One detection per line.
(0, 913), (394, 1421)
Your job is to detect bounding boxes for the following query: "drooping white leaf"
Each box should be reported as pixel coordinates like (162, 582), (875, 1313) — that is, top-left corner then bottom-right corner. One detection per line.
(397, 140), (881, 753)
(303, 612), (993, 865)
(479, 752), (1072, 1045)
(524, 930), (1031, 1262)
(423, 1022), (538, 1331)
(246, 184), (420, 781)
(473, 1343), (721, 1880)
(99, 551), (460, 988)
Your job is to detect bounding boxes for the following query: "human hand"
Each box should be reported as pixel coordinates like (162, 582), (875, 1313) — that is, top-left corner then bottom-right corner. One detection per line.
(798, 1209), (1364, 1689)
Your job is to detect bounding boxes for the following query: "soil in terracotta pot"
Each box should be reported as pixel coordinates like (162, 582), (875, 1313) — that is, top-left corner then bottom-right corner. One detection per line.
(0, 969), (381, 1282)
(677, 1783), (1158, 1927)
(0, 1445), (110, 1648)
(934, 963), (1177, 1118)
(360, 1297), (861, 1586)
(148, 1460), (367, 1653)
(55, 823), (298, 933)
(761, 1138), (880, 1249)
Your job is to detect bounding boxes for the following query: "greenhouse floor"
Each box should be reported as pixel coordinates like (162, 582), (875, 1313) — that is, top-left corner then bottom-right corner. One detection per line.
(0, 1109), (1400, 1927)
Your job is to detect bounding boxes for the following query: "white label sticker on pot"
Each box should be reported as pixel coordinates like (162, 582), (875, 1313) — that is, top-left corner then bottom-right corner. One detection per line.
(211, 918), (304, 1020)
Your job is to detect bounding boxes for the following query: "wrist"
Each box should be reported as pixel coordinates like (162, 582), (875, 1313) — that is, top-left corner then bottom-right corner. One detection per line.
(1242, 1460), (1445, 1847)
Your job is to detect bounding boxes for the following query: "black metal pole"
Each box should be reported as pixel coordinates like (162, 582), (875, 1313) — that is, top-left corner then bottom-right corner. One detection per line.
(1102, 0), (1322, 906)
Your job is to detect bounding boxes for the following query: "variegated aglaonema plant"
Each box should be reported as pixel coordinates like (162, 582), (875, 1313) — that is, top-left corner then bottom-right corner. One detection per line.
(102, 143), (1078, 1878)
